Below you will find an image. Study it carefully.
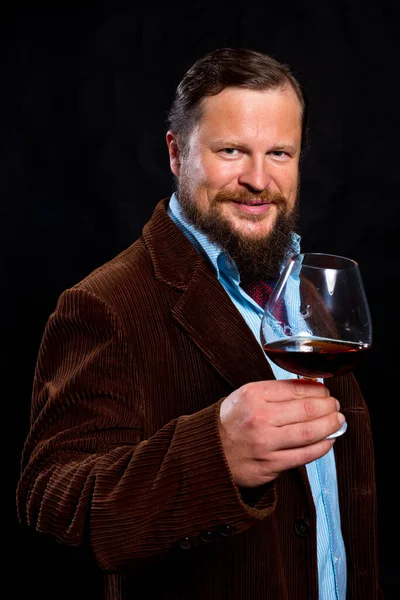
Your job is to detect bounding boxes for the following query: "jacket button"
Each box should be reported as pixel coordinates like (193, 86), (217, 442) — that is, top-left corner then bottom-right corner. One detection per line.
(178, 537), (193, 550)
(217, 524), (236, 536)
(294, 518), (310, 538)
(199, 530), (218, 543)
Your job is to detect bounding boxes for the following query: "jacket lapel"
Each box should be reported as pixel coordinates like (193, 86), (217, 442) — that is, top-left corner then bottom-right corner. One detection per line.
(143, 199), (275, 390)
(172, 260), (275, 389)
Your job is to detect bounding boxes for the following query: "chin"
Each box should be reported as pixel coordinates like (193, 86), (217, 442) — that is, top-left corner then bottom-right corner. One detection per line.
(232, 219), (275, 240)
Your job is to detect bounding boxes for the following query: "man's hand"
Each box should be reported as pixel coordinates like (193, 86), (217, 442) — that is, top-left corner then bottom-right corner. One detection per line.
(219, 379), (344, 488)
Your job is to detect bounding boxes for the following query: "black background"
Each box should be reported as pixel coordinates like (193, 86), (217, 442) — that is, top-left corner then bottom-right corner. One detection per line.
(4, 2), (399, 598)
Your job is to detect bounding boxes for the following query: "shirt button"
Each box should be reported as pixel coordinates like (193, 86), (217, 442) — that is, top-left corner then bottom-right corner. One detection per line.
(294, 518), (311, 538)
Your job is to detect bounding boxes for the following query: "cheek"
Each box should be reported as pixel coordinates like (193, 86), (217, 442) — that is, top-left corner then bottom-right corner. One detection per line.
(182, 153), (240, 208)
(276, 167), (299, 200)
(289, 173), (300, 201)
(189, 161), (229, 199)
(199, 152), (239, 184)
(212, 160), (240, 183)
(184, 159), (211, 192)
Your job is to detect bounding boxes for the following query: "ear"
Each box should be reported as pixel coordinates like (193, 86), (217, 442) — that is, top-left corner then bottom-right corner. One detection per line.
(166, 131), (181, 177)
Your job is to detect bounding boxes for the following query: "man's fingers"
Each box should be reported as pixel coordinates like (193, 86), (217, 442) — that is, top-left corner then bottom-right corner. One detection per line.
(253, 378), (330, 402)
(257, 439), (336, 477)
(268, 396), (340, 427)
(266, 412), (345, 450)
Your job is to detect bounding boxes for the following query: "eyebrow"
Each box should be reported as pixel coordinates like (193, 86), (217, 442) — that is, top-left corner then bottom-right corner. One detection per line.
(212, 139), (246, 148)
(272, 143), (297, 153)
(213, 139), (298, 153)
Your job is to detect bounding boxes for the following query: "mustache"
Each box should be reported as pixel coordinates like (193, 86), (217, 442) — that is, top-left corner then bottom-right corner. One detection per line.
(212, 188), (288, 209)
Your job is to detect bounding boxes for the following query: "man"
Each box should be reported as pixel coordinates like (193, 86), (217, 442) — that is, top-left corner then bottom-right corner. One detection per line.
(17, 48), (383, 599)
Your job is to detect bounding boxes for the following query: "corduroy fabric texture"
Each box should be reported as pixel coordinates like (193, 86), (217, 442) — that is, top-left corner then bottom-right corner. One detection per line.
(17, 199), (383, 599)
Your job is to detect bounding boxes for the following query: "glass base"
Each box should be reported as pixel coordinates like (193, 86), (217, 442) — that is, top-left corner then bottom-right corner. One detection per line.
(326, 420), (347, 440)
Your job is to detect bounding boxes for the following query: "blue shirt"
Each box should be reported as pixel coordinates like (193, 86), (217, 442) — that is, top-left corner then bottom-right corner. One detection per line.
(168, 193), (346, 599)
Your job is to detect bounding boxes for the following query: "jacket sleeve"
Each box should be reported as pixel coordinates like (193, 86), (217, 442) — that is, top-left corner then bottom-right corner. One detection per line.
(17, 287), (277, 571)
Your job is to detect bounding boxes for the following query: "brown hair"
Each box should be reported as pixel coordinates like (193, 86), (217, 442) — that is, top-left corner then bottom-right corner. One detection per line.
(167, 47), (308, 155)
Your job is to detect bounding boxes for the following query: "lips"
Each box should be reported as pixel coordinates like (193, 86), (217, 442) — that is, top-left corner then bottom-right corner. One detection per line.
(233, 201), (274, 215)
(234, 200), (272, 206)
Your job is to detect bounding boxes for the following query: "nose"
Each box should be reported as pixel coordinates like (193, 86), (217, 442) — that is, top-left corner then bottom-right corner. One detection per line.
(238, 156), (271, 192)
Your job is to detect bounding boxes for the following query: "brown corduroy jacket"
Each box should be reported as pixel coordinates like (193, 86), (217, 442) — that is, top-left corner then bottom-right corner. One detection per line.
(17, 198), (383, 599)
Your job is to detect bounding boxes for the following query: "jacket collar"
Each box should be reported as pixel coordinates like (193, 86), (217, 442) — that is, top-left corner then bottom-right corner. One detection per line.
(142, 198), (274, 389)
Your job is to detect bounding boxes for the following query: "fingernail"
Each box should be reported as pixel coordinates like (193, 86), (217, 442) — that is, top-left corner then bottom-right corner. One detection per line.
(338, 413), (345, 425)
(336, 400), (340, 411)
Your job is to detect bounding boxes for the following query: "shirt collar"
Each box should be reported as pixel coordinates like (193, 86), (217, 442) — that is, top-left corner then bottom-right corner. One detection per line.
(167, 192), (301, 283)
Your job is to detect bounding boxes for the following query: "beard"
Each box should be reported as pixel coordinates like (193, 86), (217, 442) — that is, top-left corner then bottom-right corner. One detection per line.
(176, 178), (300, 282)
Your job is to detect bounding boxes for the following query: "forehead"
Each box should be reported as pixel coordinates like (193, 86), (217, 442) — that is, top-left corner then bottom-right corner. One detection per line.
(197, 86), (302, 138)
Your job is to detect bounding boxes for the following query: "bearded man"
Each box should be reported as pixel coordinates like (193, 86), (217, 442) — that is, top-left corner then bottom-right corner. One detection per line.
(17, 47), (383, 600)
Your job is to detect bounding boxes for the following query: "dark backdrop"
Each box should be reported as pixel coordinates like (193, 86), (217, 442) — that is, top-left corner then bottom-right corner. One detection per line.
(4, 3), (399, 598)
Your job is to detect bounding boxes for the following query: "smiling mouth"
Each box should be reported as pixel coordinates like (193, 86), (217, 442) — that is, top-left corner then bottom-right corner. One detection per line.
(233, 200), (272, 206)
(230, 201), (275, 216)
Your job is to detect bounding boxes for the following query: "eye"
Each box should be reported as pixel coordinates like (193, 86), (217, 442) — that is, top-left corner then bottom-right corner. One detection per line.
(270, 150), (289, 158)
(221, 147), (240, 156)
